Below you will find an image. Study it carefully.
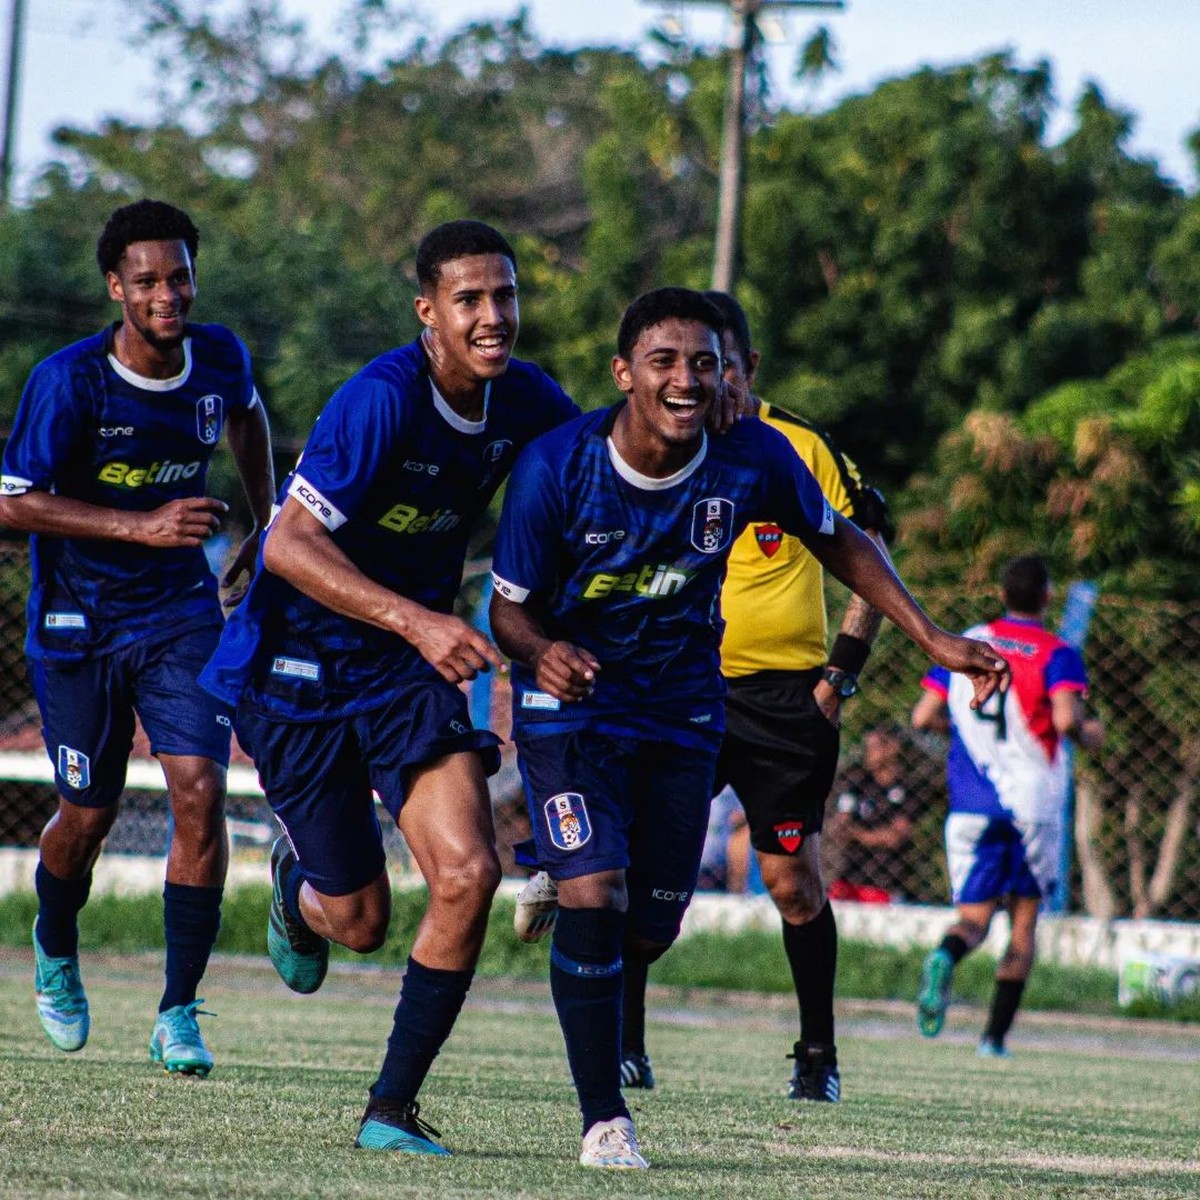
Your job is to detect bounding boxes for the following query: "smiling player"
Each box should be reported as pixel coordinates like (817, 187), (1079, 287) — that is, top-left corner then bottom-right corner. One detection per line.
(200, 220), (579, 1155)
(489, 286), (1010, 1170)
(0, 199), (276, 1076)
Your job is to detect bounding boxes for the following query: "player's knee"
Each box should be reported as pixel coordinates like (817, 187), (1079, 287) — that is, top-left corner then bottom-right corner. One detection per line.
(765, 869), (825, 924)
(624, 932), (672, 965)
(429, 850), (501, 912)
(999, 946), (1034, 976)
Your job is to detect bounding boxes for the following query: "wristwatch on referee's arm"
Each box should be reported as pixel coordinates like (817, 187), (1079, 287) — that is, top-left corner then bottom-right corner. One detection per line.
(821, 666), (859, 700)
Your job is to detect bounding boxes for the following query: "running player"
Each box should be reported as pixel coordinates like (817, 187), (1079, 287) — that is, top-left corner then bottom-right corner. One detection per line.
(516, 290), (894, 1102)
(199, 220), (579, 1155)
(0, 199), (276, 1075)
(911, 554), (1103, 1055)
(489, 286), (1009, 1169)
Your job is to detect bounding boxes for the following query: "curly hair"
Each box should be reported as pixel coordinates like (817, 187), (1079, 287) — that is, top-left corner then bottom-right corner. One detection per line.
(96, 200), (200, 275)
(415, 220), (516, 292)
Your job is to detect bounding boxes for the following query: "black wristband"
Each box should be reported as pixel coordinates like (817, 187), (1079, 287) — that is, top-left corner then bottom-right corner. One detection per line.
(828, 633), (871, 676)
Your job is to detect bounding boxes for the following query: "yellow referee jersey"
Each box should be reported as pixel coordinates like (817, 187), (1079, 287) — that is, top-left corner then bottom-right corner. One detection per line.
(720, 405), (864, 678)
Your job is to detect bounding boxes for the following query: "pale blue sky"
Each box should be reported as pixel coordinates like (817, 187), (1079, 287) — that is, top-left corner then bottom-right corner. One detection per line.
(15, 0), (1198, 201)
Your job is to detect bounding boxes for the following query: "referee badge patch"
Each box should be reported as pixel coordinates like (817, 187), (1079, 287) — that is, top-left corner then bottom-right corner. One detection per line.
(774, 821), (805, 854)
(754, 523), (783, 558)
(58, 745), (90, 791)
(544, 792), (592, 852)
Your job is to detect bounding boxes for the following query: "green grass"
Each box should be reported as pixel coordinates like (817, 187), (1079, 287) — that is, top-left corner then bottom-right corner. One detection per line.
(4, 886), (1198, 1021)
(2, 951), (1198, 1200)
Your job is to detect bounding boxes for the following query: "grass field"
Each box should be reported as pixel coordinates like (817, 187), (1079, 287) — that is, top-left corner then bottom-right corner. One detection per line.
(3, 950), (1198, 1200)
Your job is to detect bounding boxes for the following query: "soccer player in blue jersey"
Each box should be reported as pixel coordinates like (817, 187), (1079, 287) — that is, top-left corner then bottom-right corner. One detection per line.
(0, 199), (276, 1075)
(489, 287), (1011, 1170)
(199, 220), (580, 1155)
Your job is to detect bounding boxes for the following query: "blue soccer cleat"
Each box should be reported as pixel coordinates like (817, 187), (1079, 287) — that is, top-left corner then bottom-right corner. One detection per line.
(267, 836), (329, 994)
(355, 1099), (451, 1155)
(917, 947), (954, 1038)
(977, 1037), (1013, 1059)
(33, 924), (89, 1053)
(150, 1000), (216, 1076)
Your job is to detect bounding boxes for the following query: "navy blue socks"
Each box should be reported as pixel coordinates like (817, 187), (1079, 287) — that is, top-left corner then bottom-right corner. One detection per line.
(550, 906), (628, 1132)
(34, 861), (93, 958)
(160, 882), (223, 1011)
(373, 957), (474, 1107)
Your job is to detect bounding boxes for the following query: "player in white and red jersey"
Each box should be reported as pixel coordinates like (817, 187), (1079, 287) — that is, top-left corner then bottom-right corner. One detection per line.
(911, 555), (1104, 1055)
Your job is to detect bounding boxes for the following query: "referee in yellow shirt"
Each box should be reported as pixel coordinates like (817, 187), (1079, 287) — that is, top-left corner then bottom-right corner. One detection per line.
(622, 291), (893, 1101)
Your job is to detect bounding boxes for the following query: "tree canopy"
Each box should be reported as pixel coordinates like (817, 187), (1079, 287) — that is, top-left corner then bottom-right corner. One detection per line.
(1, 0), (1197, 595)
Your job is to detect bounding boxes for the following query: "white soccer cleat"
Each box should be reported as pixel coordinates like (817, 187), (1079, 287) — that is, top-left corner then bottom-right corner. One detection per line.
(579, 1116), (648, 1170)
(513, 871), (559, 943)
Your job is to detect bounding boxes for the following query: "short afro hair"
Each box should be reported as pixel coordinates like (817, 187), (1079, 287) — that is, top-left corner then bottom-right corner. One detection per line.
(96, 199), (200, 276)
(703, 290), (754, 366)
(617, 287), (724, 362)
(1001, 555), (1051, 613)
(415, 220), (517, 292)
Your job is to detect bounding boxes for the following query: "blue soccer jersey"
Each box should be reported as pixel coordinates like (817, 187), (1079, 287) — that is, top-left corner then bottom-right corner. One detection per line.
(1, 324), (260, 663)
(492, 405), (836, 747)
(201, 339), (578, 721)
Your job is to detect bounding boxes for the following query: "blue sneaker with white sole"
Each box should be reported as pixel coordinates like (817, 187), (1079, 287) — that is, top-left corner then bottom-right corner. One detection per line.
(150, 1000), (215, 1077)
(33, 924), (89, 1053)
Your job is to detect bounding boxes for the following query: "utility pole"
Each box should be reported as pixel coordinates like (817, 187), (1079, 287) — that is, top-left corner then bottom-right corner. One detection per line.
(647, 0), (843, 292)
(0, 0), (27, 209)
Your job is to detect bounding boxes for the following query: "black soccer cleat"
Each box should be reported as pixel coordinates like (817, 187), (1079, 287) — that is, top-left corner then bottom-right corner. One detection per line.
(787, 1040), (840, 1102)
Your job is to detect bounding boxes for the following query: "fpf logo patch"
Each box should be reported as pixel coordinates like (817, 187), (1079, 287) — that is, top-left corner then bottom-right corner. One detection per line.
(774, 821), (805, 854)
(58, 746), (90, 791)
(754, 523), (783, 558)
(197, 395), (223, 445)
(544, 792), (592, 852)
(691, 497), (734, 554)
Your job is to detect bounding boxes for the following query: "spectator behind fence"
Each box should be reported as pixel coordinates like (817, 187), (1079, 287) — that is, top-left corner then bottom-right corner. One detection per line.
(826, 724), (931, 903)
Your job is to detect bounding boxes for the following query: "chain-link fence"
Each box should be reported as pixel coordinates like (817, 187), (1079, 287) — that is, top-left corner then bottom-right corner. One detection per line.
(0, 537), (1197, 921)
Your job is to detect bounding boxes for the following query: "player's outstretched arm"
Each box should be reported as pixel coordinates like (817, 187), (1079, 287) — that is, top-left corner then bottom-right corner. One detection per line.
(262, 496), (503, 684)
(222, 400), (277, 600)
(0, 490), (227, 547)
(802, 514), (1010, 708)
(490, 592), (600, 702)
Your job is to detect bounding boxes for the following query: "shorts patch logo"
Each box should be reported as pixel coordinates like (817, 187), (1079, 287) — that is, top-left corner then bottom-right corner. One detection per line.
(58, 746), (90, 791)
(196, 395), (223, 445)
(774, 821), (805, 854)
(544, 792), (592, 852)
(754, 523), (783, 559)
(521, 690), (562, 711)
(691, 497), (734, 554)
(44, 612), (87, 630)
(270, 656), (321, 681)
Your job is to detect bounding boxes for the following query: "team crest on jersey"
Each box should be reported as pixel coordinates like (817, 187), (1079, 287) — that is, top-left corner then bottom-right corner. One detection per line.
(691, 497), (734, 554)
(58, 746), (90, 791)
(196, 395), (223, 445)
(755, 524), (783, 558)
(773, 821), (805, 853)
(478, 439), (513, 489)
(544, 792), (592, 851)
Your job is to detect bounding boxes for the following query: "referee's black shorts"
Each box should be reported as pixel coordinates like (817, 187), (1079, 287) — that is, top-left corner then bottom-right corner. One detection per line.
(714, 667), (840, 856)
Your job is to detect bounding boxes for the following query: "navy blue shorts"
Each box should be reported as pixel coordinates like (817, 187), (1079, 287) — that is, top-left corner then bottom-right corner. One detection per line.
(517, 731), (718, 945)
(236, 676), (501, 896)
(30, 624), (232, 808)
